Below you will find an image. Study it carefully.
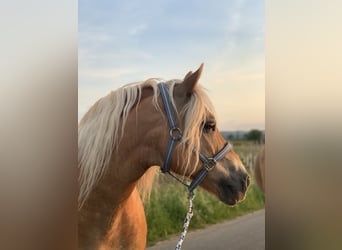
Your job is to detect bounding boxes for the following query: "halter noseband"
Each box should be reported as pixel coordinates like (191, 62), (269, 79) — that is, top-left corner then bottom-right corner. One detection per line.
(158, 82), (232, 192)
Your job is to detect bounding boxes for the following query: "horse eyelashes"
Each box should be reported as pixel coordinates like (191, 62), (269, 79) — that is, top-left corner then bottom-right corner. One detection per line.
(203, 122), (216, 133)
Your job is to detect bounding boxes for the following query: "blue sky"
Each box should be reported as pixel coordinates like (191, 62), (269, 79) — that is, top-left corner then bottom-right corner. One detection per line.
(79, 0), (264, 130)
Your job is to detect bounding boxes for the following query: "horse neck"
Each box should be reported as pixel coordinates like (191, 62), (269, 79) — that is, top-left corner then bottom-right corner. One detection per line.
(78, 157), (149, 250)
(79, 92), (166, 249)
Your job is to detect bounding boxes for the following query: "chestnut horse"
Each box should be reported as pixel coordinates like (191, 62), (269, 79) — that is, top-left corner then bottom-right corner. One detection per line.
(78, 64), (250, 249)
(253, 147), (265, 192)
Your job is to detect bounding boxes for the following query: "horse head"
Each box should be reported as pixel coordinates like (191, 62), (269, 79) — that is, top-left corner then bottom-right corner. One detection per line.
(155, 64), (250, 205)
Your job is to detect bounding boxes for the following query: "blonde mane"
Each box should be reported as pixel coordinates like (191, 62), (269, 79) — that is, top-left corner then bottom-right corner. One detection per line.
(78, 78), (216, 208)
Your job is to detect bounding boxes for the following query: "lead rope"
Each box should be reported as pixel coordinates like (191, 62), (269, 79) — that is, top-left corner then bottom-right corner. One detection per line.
(175, 192), (195, 250)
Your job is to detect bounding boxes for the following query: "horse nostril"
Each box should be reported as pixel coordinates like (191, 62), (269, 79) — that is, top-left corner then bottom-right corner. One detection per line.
(246, 175), (250, 187)
(241, 175), (250, 192)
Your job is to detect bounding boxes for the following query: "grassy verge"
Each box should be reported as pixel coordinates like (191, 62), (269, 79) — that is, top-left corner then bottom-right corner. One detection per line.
(145, 173), (265, 246)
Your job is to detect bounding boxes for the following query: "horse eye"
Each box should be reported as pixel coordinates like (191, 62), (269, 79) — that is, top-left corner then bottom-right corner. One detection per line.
(203, 122), (216, 133)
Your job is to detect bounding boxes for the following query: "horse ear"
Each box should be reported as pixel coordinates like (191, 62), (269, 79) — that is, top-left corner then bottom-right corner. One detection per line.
(179, 63), (204, 96)
(183, 71), (193, 81)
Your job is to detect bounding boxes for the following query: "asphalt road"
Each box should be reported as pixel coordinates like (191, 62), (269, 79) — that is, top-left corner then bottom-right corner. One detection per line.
(146, 209), (265, 250)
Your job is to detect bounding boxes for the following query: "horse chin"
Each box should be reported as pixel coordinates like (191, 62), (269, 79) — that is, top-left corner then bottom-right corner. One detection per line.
(217, 185), (247, 206)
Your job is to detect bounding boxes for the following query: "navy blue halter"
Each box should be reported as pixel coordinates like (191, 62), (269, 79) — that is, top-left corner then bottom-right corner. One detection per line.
(158, 82), (232, 192)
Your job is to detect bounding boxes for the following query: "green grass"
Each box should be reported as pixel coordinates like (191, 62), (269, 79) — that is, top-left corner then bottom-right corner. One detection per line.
(144, 141), (265, 246)
(145, 173), (265, 246)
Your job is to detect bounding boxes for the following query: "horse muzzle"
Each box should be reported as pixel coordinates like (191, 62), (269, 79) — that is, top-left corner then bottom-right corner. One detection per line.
(218, 173), (250, 206)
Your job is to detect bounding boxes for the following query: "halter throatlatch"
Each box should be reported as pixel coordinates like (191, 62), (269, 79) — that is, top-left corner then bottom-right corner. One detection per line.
(158, 82), (232, 192)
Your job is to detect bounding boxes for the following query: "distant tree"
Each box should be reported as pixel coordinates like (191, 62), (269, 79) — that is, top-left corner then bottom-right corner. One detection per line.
(245, 129), (263, 143)
(228, 134), (235, 140)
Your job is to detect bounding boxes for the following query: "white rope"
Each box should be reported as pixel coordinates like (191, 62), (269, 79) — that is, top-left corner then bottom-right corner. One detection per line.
(175, 192), (195, 250)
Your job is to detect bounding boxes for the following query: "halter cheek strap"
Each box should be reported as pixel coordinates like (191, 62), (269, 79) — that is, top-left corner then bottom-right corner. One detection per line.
(158, 82), (182, 173)
(158, 82), (232, 192)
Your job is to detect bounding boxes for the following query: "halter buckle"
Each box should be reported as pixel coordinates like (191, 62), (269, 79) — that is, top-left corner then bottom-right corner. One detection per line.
(170, 127), (182, 141)
(204, 158), (216, 171)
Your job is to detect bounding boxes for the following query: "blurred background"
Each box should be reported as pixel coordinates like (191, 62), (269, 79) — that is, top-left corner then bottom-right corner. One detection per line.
(1, 0), (342, 249)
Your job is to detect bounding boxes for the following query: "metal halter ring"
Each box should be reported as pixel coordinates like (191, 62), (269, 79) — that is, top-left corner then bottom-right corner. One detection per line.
(204, 158), (217, 171)
(169, 127), (182, 140)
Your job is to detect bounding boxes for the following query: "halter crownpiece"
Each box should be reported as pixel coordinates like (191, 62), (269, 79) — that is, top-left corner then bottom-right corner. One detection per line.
(158, 82), (232, 192)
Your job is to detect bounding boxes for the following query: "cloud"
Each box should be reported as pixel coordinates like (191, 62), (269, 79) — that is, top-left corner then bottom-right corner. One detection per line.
(128, 23), (148, 36)
(228, 12), (242, 32)
(79, 31), (114, 44)
(79, 67), (140, 80)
